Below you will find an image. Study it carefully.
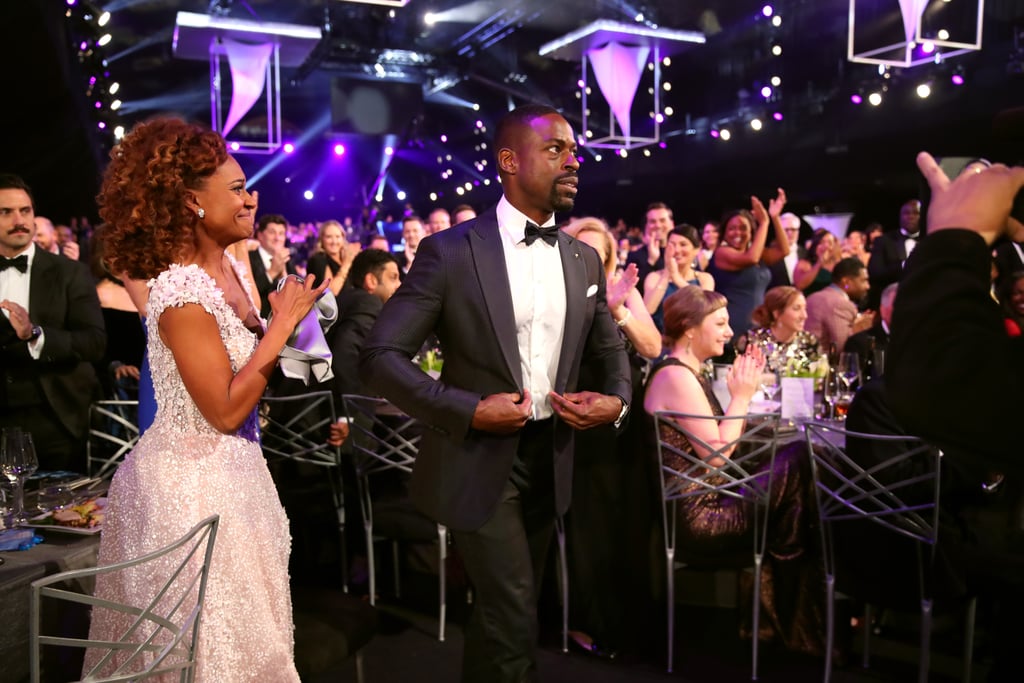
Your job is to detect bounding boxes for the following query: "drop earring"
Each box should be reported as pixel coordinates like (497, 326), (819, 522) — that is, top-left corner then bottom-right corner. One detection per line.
(197, 208), (205, 219)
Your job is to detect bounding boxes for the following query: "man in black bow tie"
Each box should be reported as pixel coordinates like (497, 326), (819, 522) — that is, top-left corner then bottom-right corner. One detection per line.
(867, 199), (920, 310)
(0, 174), (105, 471)
(361, 104), (630, 683)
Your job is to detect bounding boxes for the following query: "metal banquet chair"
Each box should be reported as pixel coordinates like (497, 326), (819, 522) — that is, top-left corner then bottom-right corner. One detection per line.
(30, 514), (219, 683)
(804, 422), (976, 683)
(87, 399), (141, 480)
(653, 410), (779, 679)
(258, 390), (350, 591)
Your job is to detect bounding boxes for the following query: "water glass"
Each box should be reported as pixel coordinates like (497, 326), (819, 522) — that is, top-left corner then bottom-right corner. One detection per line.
(0, 428), (39, 526)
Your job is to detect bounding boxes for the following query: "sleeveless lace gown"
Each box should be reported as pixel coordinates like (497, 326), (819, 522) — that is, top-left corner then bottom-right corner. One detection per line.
(86, 262), (300, 681)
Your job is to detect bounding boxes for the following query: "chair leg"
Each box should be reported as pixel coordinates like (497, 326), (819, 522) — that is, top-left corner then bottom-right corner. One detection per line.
(392, 540), (401, 598)
(919, 598), (933, 683)
(824, 573), (835, 683)
(962, 597), (976, 683)
(364, 520), (376, 606)
(862, 603), (872, 669)
(666, 549), (675, 673)
(557, 519), (569, 654)
(751, 555), (762, 681)
(437, 525), (447, 642)
(355, 650), (365, 683)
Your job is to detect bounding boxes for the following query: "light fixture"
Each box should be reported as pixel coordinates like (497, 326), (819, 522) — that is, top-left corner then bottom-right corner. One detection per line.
(110, 99), (121, 110)
(868, 92), (882, 106)
(750, 118), (763, 131)
(772, 45), (782, 56)
(334, 143), (346, 156)
(719, 128), (732, 141)
(98, 11), (110, 27)
(108, 81), (119, 95)
(850, 94), (863, 104)
(761, 5), (774, 18)
(97, 33), (112, 46)
(283, 143), (295, 153)
(770, 75), (781, 86)
(916, 83), (932, 98)
(303, 190), (314, 200)
(761, 86), (773, 98)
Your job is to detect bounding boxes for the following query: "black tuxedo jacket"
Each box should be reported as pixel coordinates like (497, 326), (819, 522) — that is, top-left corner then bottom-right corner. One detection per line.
(328, 285), (380, 398)
(0, 250), (105, 438)
(360, 207), (632, 531)
(626, 244), (663, 296)
(248, 249), (298, 319)
(867, 230), (913, 309)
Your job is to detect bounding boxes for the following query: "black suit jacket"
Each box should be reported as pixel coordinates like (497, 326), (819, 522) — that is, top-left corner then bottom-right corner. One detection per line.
(248, 249), (298, 319)
(843, 319), (888, 381)
(0, 250), (105, 439)
(867, 230), (913, 309)
(360, 207), (632, 531)
(329, 286), (380, 398)
(888, 230), (1022, 476)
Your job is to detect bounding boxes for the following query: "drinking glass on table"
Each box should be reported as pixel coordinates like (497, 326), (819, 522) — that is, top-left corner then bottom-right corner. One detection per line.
(0, 428), (39, 526)
(758, 368), (780, 402)
(821, 371), (842, 420)
(836, 352), (861, 393)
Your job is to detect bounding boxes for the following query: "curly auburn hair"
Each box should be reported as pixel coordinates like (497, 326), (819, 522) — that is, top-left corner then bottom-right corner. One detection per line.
(97, 117), (228, 280)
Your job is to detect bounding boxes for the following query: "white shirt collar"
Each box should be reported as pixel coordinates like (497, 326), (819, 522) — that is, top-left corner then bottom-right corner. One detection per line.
(5, 241), (37, 268)
(496, 195), (555, 245)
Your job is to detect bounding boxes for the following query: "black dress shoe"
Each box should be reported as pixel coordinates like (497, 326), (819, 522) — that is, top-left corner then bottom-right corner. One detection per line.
(568, 631), (618, 660)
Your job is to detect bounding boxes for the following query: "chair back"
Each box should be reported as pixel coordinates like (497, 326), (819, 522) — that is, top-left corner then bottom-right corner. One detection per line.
(259, 390), (340, 468)
(341, 394), (421, 478)
(87, 400), (141, 480)
(30, 515), (220, 683)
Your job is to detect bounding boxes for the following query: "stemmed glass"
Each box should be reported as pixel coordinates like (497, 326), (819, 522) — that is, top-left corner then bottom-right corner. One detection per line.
(836, 352), (861, 393)
(758, 368), (780, 403)
(821, 370), (842, 420)
(1, 428), (39, 527)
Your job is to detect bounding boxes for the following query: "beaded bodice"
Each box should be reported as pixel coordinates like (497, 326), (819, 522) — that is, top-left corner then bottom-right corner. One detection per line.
(145, 259), (260, 442)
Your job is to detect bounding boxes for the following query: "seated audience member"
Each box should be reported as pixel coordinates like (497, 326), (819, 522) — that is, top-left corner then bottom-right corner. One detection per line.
(90, 229), (144, 400)
(249, 213), (298, 319)
(844, 282), (897, 379)
(804, 257), (875, 351)
(736, 285), (819, 372)
(643, 286), (825, 655)
(643, 224), (714, 332)
(426, 207), (451, 235)
(998, 270), (1024, 336)
(886, 152), (1024, 682)
(366, 233), (391, 253)
(307, 219), (358, 297)
(0, 173), (106, 471)
(792, 228), (841, 295)
(451, 203), (476, 225)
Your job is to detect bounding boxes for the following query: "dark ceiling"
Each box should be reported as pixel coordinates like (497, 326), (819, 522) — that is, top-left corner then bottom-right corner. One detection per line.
(4, 0), (1024, 229)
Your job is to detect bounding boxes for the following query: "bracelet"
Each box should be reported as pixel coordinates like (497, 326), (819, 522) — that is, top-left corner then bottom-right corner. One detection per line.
(615, 308), (632, 327)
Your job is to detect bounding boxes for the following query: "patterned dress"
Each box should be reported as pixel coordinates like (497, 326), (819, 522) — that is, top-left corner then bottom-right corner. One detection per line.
(86, 261), (300, 681)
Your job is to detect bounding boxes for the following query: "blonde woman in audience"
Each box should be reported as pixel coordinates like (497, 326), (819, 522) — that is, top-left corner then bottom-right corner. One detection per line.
(307, 219), (358, 296)
(643, 224), (714, 332)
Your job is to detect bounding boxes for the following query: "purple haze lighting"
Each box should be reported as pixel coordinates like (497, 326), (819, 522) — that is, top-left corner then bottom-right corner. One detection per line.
(283, 143), (295, 154)
(710, 130), (720, 138)
(440, 134), (448, 143)
(762, 5), (774, 17)
(230, 142), (240, 151)
(577, 79), (585, 88)
(659, 141), (667, 149)
(80, 41), (88, 51)
(773, 112), (784, 121)
(334, 143), (346, 156)
(384, 146), (394, 156)
(97, 121), (106, 129)
(655, 113), (665, 123)
(850, 94), (863, 104)
(951, 74), (964, 85)
(94, 101), (102, 109)
(920, 41), (935, 54)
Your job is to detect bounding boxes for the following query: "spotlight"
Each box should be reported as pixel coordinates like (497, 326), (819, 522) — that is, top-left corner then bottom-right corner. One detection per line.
(397, 190), (406, 201)
(916, 83), (932, 98)
(773, 112), (784, 121)
(720, 128), (732, 141)
(114, 125), (125, 140)
(440, 134), (447, 143)
(98, 11), (110, 27)
(594, 154), (603, 162)
(97, 121), (106, 129)
(771, 45), (782, 56)
(108, 81), (119, 95)
(384, 146), (394, 156)
(618, 148), (628, 158)
(937, 29), (950, 41)
(868, 92), (882, 106)
(334, 143), (346, 156)
(577, 79), (585, 88)
(472, 103), (480, 111)
(750, 118), (763, 131)
(303, 190), (314, 200)
(761, 86), (773, 98)
(850, 94), (862, 104)
(710, 129), (720, 139)
(664, 106), (674, 116)
(110, 99), (121, 110)
(424, 12), (437, 26)
(97, 34), (112, 47)
(230, 141), (240, 151)
(662, 57), (671, 66)
(921, 41), (935, 54)
(663, 81), (672, 91)
(951, 73), (965, 85)
(770, 76), (781, 87)
(283, 143), (295, 153)
(655, 113), (664, 123)
(762, 5), (774, 18)
(429, 192), (438, 201)
(772, 15), (782, 27)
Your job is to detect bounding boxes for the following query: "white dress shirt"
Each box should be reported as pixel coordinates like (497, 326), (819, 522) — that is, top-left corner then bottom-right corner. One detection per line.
(783, 244), (799, 283)
(0, 242), (44, 357)
(496, 195), (566, 420)
(257, 245), (274, 274)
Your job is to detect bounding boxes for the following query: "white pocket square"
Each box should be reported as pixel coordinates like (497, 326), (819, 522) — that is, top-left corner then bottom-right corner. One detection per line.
(586, 284), (598, 298)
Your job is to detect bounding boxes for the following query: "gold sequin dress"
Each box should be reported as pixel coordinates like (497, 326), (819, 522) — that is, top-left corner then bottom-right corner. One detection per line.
(86, 262), (300, 681)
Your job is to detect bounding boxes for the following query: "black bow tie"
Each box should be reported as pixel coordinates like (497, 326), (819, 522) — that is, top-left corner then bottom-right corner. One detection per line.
(0, 255), (28, 273)
(523, 222), (559, 247)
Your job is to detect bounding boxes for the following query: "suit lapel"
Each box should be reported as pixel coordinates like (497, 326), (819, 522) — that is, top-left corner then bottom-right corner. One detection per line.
(469, 210), (523, 389)
(555, 231), (587, 392)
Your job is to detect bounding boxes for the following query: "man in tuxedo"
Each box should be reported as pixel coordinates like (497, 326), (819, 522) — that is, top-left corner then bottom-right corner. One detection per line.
(768, 212), (804, 287)
(249, 213), (297, 318)
(844, 282), (897, 380)
(0, 174), (105, 471)
(329, 248), (400, 398)
(394, 214), (425, 279)
(361, 104), (631, 683)
(867, 199), (920, 309)
(804, 256), (875, 350)
(426, 207), (451, 235)
(626, 201), (672, 294)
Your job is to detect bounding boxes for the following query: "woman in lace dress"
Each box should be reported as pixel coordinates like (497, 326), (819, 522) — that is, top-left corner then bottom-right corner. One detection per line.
(735, 285), (820, 372)
(86, 118), (328, 681)
(643, 285), (826, 655)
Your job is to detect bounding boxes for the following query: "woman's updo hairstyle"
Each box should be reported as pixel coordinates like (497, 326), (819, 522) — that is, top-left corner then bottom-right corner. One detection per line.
(751, 286), (801, 328)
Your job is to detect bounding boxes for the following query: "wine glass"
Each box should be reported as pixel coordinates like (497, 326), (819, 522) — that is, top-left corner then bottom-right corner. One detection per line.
(758, 368), (780, 402)
(836, 352), (861, 393)
(0, 428), (39, 526)
(821, 370), (842, 420)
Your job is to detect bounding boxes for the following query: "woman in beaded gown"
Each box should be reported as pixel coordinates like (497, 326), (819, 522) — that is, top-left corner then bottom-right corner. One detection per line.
(735, 285), (820, 372)
(85, 118), (328, 681)
(643, 286), (826, 655)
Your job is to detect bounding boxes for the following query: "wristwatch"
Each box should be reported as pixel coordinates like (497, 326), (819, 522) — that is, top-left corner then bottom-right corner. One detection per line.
(27, 325), (42, 342)
(613, 397), (629, 429)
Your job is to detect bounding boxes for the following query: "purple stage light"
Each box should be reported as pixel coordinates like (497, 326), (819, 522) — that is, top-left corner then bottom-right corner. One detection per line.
(283, 143), (295, 154)
(850, 94), (863, 104)
(577, 79), (585, 88)
(761, 86), (773, 98)
(67, 0), (76, 6)
(97, 121), (106, 129)
(334, 143), (346, 156)
(951, 74), (964, 85)
(655, 113), (665, 123)
(773, 112), (783, 121)
(94, 101), (101, 109)
(384, 146), (394, 156)
(230, 142), (240, 151)
(475, 120), (483, 128)
(440, 134), (448, 143)
(710, 130), (720, 138)
(80, 41), (88, 51)
(762, 5), (773, 18)
(659, 141), (667, 149)
(920, 41), (935, 54)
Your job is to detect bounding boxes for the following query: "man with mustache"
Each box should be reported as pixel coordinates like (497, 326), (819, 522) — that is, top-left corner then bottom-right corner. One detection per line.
(361, 104), (631, 683)
(0, 174), (105, 471)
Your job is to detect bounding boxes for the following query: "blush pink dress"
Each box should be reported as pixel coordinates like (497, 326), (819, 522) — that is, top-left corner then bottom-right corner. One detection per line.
(86, 261), (300, 682)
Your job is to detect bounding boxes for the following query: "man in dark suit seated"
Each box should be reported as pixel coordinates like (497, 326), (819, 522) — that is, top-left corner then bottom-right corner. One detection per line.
(844, 282), (897, 381)
(0, 174), (106, 472)
(249, 213), (297, 319)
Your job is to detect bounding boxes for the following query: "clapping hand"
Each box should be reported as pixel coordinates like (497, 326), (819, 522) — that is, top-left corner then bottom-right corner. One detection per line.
(607, 263), (638, 312)
(728, 347), (765, 402)
(768, 187), (787, 218)
(268, 274), (330, 330)
(750, 196), (769, 229)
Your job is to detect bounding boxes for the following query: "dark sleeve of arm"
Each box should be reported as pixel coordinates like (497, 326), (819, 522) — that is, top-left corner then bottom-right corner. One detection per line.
(308, 254), (328, 289)
(359, 237), (480, 440)
(886, 230), (1021, 474)
(867, 237), (902, 284)
(39, 261), (107, 364)
(584, 250), (632, 404)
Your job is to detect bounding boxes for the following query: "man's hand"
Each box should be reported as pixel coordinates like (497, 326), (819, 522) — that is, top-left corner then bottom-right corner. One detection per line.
(0, 300), (33, 339)
(268, 247), (291, 280)
(549, 391), (621, 430)
(113, 363), (141, 381)
(61, 241), (80, 260)
(471, 390), (532, 434)
(917, 151), (1024, 244)
(852, 311), (876, 334)
(327, 420), (350, 447)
